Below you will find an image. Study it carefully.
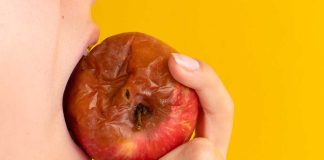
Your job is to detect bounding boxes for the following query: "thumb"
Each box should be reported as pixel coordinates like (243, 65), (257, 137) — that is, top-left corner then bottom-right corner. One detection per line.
(168, 53), (234, 157)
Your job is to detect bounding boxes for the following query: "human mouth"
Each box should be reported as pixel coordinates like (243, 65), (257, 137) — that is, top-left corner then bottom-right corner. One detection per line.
(82, 48), (90, 56)
(83, 24), (100, 56)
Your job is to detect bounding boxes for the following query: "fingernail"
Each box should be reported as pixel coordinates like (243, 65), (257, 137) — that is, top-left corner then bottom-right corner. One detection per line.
(172, 53), (200, 71)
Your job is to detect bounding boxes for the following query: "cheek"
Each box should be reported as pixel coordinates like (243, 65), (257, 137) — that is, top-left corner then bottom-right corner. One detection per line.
(0, 0), (60, 53)
(54, 0), (97, 91)
(59, 0), (93, 41)
(0, 0), (60, 81)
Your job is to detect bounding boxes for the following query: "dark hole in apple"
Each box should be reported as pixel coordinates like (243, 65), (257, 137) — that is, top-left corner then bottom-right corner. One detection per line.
(125, 89), (130, 99)
(134, 103), (149, 130)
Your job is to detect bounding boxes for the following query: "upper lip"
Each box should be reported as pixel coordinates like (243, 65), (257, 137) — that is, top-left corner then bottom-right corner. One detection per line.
(86, 25), (100, 50)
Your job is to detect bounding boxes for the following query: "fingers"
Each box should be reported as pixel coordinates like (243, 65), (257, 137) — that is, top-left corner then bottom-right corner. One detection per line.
(160, 138), (224, 160)
(168, 53), (234, 157)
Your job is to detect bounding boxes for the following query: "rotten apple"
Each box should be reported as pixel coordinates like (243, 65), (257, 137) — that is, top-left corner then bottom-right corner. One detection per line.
(64, 32), (199, 160)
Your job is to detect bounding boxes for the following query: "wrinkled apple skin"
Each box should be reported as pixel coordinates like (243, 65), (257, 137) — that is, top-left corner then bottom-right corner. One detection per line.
(64, 32), (199, 160)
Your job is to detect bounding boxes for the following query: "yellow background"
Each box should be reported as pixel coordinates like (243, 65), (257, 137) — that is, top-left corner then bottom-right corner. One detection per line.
(92, 0), (324, 159)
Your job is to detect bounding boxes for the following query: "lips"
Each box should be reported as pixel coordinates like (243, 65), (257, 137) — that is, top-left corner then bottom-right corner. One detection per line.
(84, 25), (100, 51)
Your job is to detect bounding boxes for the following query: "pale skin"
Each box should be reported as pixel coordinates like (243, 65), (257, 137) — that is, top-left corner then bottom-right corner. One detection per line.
(0, 0), (233, 159)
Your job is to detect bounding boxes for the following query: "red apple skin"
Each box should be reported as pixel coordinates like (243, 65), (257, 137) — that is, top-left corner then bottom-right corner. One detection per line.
(64, 32), (199, 160)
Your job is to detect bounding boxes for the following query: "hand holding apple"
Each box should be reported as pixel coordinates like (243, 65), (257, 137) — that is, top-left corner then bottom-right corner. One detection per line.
(161, 53), (234, 160)
(64, 32), (233, 160)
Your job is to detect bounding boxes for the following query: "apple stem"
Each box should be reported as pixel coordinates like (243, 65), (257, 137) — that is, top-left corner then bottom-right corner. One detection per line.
(136, 110), (142, 130)
(135, 104), (148, 130)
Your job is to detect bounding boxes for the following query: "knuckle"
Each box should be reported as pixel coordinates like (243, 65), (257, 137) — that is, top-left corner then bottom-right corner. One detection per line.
(225, 95), (235, 115)
(184, 138), (221, 160)
(197, 60), (234, 118)
(199, 62), (222, 89)
(199, 60), (213, 72)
